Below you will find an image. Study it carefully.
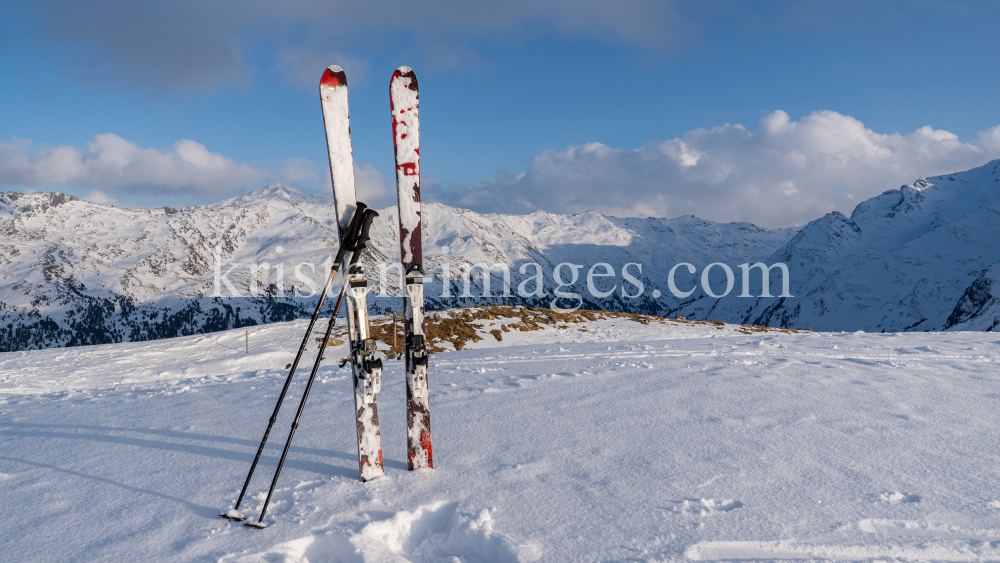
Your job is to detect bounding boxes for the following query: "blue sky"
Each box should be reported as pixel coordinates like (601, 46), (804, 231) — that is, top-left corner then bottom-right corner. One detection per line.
(2, 1), (999, 227)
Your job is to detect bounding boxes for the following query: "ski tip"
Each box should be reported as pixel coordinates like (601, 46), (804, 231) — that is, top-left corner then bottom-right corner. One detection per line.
(321, 65), (348, 89)
(243, 520), (269, 529)
(391, 66), (418, 90)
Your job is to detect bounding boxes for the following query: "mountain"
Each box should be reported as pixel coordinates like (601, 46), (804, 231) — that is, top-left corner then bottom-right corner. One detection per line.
(4, 158), (1000, 351)
(674, 159), (1000, 332)
(0, 186), (794, 352)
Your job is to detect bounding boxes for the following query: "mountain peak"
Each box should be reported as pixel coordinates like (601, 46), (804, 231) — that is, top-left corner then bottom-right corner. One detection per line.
(245, 184), (295, 200)
(232, 184), (329, 206)
(1, 190), (81, 214)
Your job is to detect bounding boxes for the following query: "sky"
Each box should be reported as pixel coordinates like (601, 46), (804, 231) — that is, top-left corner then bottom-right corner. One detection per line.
(1, 0), (999, 228)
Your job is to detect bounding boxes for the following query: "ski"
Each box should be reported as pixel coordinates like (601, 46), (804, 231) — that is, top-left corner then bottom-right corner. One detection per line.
(321, 64), (385, 482)
(391, 66), (433, 470)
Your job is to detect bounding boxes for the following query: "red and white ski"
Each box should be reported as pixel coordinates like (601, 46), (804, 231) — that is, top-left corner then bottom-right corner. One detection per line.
(391, 66), (433, 470)
(321, 65), (385, 482)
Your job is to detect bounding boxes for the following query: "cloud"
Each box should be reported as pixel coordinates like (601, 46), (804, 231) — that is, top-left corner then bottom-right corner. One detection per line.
(354, 163), (392, 207)
(8, 1), (994, 95)
(0, 133), (398, 206)
(979, 125), (1000, 153)
(278, 157), (322, 185)
(28, 0), (256, 92)
(0, 134), (275, 197)
(427, 110), (1000, 228)
(12, 0), (686, 92)
(81, 190), (120, 206)
(307, 161), (394, 209)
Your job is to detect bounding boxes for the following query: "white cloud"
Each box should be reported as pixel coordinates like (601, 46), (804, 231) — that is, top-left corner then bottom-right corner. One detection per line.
(429, 110), (1000, 228)
(354, 163), (392, 206)
(279, 157), (322, 185)
(81, 190), (120, 206)
(979, 125), (1000, 153)
(0, 134), (275, 197)
(314, 161), (395, 208)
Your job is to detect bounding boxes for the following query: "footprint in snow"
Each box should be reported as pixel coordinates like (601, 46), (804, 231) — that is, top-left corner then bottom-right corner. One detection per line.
(250, 479), (327, 519)
(665, 498), (744, 515)
(875, 491), (921, 504)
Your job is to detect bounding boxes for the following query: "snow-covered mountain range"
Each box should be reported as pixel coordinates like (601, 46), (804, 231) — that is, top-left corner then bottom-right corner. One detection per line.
(2, 158), (1000, 351)
(674, 159), (1000, 332)
(0, 185), (793, 351)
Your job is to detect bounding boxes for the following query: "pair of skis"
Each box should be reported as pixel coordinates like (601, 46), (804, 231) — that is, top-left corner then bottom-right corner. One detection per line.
(220, 64), (432, 528)
(325, 64), (433, 480)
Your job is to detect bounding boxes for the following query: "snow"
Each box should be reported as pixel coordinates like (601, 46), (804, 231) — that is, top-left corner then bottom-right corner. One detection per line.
(0, 186), (797, 352)
(2, 318), (1000, 561)
(685, 159), (1000, 331)
(8, 159), (1000, 354)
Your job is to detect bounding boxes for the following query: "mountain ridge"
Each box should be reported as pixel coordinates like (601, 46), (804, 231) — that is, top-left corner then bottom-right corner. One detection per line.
(2, 159), (1000, 351)
(0, 185), (795, 351)
(673, 159), (1000, 332)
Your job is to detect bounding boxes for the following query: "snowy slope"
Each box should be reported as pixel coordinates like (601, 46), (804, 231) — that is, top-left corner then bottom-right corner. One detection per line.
(2, 320), (1000, 561)
(677, 159), (1000, 332)
(946, 263), (1000, 331)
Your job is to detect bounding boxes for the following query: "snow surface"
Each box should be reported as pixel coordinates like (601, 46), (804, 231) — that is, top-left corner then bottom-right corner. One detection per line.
(2, 320), (1000, 561)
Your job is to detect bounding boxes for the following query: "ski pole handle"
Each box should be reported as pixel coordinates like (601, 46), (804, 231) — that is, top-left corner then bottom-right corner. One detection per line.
(349, 209), (379, 266)
(332, 203), (368, 269)
(344, 202), (369, 251)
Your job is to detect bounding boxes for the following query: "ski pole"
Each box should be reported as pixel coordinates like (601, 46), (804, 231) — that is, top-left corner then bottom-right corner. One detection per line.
(245, 288), (347, 528)
(247, 208), (378, 528)
(221, 203), (368, 521)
